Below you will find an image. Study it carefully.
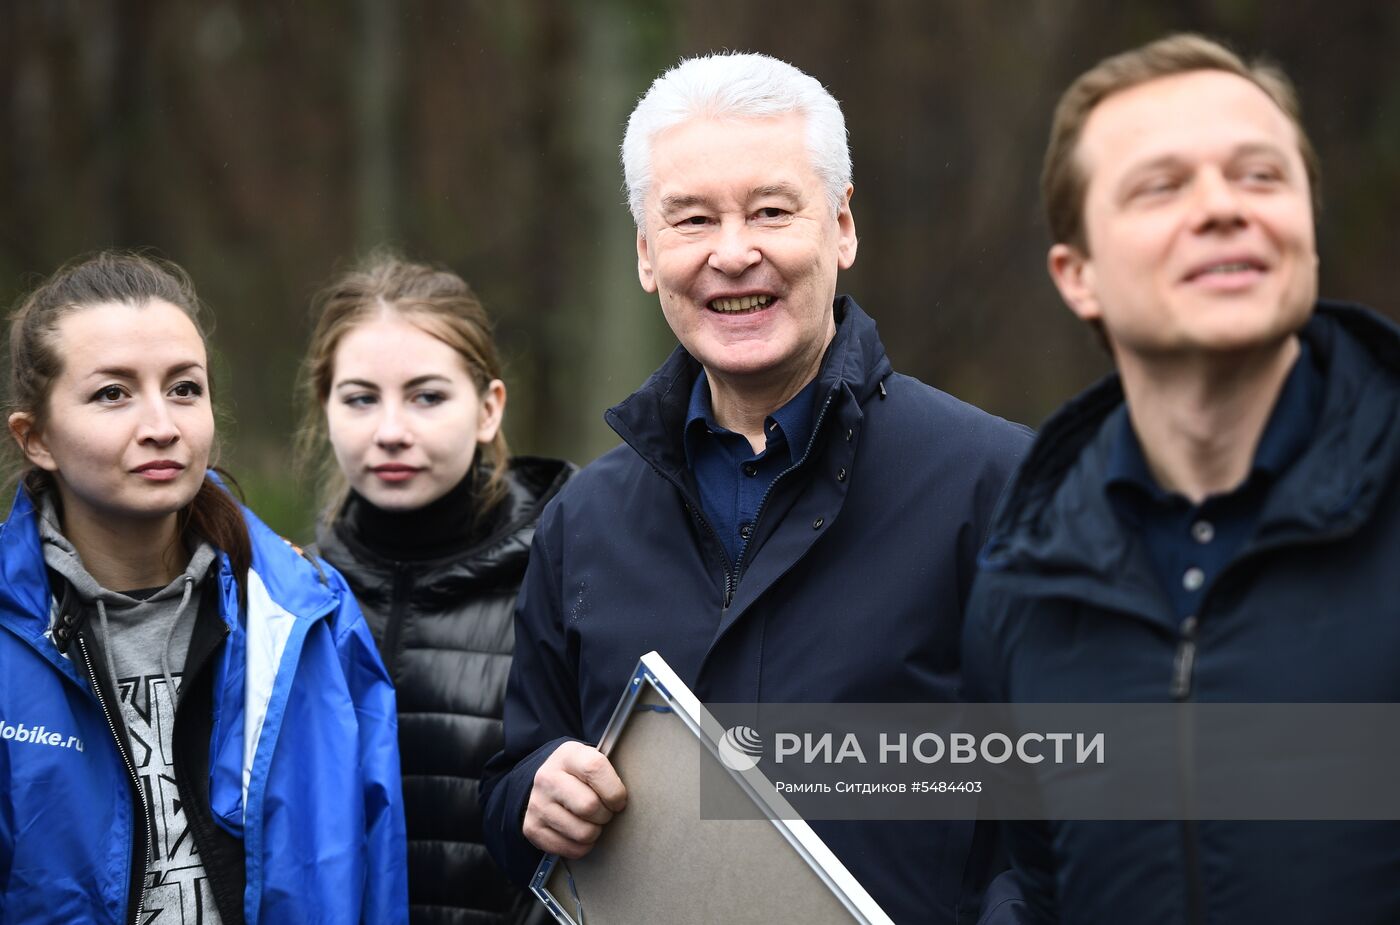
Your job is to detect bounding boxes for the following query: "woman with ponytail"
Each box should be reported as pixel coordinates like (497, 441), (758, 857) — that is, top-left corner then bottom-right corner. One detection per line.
(0, 252), (408, 924)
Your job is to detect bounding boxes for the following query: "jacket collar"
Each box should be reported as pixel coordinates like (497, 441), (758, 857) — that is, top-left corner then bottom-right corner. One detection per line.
(0, 480), (343, 642)
(603, 294), (893, 486)
(0, 487), (56, 638)
(982, 301), (1400, 599)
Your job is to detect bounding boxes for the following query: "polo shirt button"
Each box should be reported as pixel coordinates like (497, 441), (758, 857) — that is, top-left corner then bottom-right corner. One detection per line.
(813, 517), (824, 530)
(837, 467), (847, 482)
(1182, 567), (1205, 592)
(1191, 520), (1214, 544)
(742, 463), (758, 477)
(740, 523), (754, 539)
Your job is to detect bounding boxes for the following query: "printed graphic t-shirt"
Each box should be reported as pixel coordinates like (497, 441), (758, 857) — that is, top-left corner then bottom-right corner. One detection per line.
(39, 508), (225, 925)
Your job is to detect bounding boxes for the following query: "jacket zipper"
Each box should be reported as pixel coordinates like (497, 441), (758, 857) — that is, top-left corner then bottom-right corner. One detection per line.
(728, 388), (841, 594)
(684, 502), (736, 608)
(1168, 534), (1328, 925)
(77, 634), (151, 925)
(1170, 614), (1203, 925)
(1169, 615), (1197, 700)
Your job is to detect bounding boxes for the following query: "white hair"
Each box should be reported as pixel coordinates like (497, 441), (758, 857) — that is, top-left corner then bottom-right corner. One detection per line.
(621, 51), (852, 229)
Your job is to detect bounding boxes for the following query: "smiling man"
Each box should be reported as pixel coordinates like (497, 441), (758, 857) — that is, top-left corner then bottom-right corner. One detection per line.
(482, 52), (1030, 923)
(966, 34), (1400, 923)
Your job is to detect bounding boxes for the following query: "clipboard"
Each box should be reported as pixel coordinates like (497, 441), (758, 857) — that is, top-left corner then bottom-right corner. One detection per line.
(530, 651), (894, 924)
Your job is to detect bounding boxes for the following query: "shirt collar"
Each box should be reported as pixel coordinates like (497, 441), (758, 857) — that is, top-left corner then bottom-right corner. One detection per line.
(1251, 338), (1322, 477)
(1105, 404), (1168, 503)
(684, 370), (819, 468)
(1105, 337), (1323, 503)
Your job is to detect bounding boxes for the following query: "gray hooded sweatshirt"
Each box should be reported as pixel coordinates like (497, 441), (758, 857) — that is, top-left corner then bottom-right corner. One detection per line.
(40, 499), (224, 925)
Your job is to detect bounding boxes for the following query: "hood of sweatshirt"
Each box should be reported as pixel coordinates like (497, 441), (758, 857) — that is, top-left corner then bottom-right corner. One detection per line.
(36, 494), (217, 693)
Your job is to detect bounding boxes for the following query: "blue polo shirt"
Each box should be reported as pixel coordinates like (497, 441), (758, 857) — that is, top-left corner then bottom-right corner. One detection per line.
(684, 370), (819, 567)
(1106, 339), (1323, 621)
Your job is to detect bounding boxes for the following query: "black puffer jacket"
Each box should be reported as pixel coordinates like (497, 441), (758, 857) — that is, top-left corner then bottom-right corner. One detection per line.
(317, 457), (572, 925)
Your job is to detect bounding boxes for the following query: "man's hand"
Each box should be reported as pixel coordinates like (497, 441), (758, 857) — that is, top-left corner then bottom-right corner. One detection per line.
(523, 741), (628, 858)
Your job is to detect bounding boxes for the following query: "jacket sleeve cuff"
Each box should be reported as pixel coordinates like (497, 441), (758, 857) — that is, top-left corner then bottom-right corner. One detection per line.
(482, 735), (578, 887)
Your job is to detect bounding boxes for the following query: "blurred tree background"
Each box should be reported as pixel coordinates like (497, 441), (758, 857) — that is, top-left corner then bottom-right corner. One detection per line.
(3, 0), (1397, 540)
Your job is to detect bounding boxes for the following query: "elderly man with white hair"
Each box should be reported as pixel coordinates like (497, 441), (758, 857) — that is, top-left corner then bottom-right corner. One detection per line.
(482, 51), (1030, 923)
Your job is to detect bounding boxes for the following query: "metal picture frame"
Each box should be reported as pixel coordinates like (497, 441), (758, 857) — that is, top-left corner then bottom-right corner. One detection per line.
(529, 651), (894, 925)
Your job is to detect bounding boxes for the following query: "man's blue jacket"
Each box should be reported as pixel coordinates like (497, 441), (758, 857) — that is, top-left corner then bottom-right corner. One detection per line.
(0, 486), (409, 923)
(965, 303), (1400, 924)
(482, 297), (1032, 924)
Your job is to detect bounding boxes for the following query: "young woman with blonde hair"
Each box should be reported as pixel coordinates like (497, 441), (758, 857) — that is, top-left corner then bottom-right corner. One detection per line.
(300, 253), (570, 925)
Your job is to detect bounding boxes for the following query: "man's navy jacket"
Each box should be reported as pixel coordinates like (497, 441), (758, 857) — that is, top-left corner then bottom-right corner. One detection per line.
(482, 297), (1032, 924)
(966, 303), (1400, 924)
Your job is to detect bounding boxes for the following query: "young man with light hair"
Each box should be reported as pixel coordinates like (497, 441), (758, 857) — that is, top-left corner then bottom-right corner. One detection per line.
(483, 52), (1030, 923)
(967, 34), (1400, 923)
